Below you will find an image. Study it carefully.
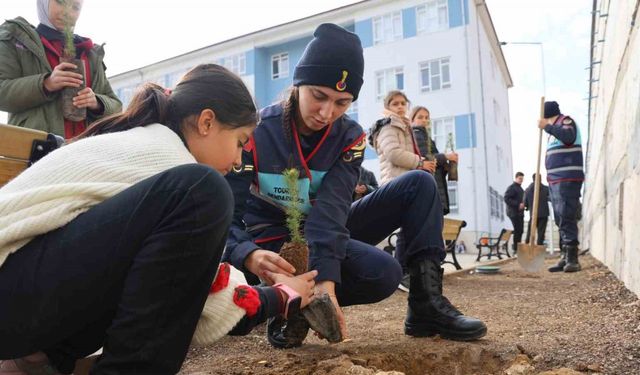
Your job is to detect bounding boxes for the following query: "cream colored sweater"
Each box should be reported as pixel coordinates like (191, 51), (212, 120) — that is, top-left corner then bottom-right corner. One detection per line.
(0, 124), (247, 345)
(0, 124), (196, 265)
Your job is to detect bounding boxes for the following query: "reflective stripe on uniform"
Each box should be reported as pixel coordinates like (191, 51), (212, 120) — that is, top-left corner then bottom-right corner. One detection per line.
(547, 166), (584, 173)
(546, 147), (582, 156)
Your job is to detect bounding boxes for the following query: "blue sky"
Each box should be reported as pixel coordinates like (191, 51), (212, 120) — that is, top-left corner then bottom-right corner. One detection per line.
(1, 0), (591, 182)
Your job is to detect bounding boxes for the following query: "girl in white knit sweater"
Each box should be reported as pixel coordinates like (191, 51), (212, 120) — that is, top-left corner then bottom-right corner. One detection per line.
(0, 64), (317, 375)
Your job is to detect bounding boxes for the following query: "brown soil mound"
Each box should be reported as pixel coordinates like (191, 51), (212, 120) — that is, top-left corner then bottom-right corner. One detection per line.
(181, 255), (640, 374)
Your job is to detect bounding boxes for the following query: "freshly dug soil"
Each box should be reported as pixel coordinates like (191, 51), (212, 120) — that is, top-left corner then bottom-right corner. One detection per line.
(181, 255), (640, 374)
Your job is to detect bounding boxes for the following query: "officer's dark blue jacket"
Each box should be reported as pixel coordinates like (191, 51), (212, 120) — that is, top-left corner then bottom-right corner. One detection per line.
(544, 115), (584, 184)
(223, 104), (366, 283)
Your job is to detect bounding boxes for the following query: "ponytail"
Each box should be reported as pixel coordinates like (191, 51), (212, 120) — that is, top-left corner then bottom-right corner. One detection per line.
(76, 83), (169, 140)
(281, 87), (299, 146)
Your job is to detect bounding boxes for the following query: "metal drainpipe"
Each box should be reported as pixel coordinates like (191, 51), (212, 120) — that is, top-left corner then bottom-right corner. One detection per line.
(462, 0), (480, 240)
(475, 1), (492, 235)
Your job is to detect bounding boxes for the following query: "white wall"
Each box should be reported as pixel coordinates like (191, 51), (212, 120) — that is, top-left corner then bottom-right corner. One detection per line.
(584, 0), (640, 297)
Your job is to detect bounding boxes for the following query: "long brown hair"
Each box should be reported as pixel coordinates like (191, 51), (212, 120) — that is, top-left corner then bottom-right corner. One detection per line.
(410, 106), (430, 123)
(280, 87), (299, 146)
(77, 64), (257, 140)
(383, 90), (410, 110)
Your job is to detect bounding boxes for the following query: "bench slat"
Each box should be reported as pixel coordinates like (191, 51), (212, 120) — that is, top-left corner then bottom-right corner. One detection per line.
(0, 123), (48, 161)
(0, 157), (28, 186)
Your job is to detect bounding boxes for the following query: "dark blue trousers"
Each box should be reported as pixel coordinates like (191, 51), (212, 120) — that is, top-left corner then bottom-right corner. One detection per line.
(0, 165), (233, 374)
(259, 170), (444, 307)
(549, 181), (582, 246)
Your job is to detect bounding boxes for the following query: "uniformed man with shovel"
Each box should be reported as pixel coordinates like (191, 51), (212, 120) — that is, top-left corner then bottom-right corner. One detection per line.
(538, 101), (584, 273)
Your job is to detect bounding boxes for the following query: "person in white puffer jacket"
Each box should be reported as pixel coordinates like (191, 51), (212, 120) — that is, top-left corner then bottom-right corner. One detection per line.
(370, 90), (437, 185)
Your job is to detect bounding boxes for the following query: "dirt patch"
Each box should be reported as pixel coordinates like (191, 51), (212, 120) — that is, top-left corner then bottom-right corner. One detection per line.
(180, 255), (640, 374)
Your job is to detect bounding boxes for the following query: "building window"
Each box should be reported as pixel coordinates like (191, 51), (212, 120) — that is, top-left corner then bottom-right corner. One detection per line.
(420, 57), (451, 92)
(372, 11), (403, 45)
(416, 0), (449, 34)
(448, 181), (458, 212)
(224, 53), (246, 75)
(271, 53), (289, 79)
(489, 187), (505, 220)
(375, 67), (404, 100)
(431, 116), (455, 152)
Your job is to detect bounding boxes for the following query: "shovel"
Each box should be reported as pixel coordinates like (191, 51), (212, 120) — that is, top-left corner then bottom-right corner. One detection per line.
(517, 97), (547, 272)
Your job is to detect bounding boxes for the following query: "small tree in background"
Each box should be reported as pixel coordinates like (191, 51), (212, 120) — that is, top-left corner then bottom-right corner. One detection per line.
(447, 132), (458, 181)
(62, 0), (76, 59)
(58, 0), (86, 122)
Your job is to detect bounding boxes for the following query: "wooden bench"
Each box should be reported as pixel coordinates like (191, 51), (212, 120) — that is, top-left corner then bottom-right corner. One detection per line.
(383, 218), (465, 270)
(441, 218), (465, 270)
(475, 228), (512, 261)
(0, 123), (62, 187)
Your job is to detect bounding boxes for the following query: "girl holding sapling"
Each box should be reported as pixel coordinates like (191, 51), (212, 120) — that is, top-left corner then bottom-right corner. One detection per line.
(0, 0), (121, 139)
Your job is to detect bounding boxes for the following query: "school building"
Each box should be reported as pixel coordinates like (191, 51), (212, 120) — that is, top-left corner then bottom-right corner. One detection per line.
(108, 0), (515, 241)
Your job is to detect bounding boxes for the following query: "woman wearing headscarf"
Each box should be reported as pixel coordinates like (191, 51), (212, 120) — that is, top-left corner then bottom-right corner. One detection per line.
(0, 0), (121, 139)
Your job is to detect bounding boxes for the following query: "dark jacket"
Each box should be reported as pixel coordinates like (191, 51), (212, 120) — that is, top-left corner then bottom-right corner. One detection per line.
(504, 182), (525, 217)
(224, 104), (365, 284)
(0, 17), (121, 136)
(353, 166), (378, 201)
(524, 182), (550, 218)
(412, 126), (450, 215)
(544, 114), (584, 184)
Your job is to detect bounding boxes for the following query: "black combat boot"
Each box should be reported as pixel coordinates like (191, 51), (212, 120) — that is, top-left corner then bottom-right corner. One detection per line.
(563, 245), (581, 272)
(548, 247), (567, 272)
(266, 312), (310, 349)
(404, 259), (487, 341)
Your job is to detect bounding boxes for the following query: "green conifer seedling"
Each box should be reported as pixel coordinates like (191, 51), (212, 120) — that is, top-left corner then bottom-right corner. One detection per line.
(60, 0), (76, 59)
(283, 168), (304, 245)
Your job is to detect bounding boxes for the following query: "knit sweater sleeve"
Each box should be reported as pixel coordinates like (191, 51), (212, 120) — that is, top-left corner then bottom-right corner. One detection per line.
(0, 124), (196, 266)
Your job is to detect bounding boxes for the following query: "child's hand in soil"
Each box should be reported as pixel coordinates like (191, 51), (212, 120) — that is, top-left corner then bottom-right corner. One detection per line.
(245, 249), (296, 284)
(266, 270), (318, 308)
(316, 280), (348, 340)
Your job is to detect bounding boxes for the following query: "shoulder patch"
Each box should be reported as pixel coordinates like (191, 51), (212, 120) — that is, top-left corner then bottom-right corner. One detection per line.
(562, 117), (574, 125)
(342, 133), (366, 162)
(231, 164), (254, 174)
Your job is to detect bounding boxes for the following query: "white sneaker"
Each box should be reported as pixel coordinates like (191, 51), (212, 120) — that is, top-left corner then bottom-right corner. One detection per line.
(397, 273), (410, 292)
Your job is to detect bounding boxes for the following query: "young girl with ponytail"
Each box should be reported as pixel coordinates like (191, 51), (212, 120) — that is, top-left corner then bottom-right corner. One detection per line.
(0, 64), (316, 375)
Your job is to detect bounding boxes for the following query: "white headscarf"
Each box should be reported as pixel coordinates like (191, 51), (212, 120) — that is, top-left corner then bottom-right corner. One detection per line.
(36, 0), (57, 30)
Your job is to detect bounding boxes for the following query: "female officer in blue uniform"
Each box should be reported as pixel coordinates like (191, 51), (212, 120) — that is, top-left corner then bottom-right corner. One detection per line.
(224, 23), (487, 348)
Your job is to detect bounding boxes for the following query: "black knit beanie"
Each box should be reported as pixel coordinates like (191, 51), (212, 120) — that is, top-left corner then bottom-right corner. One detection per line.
(544, 101), (561, 118)
(293, 23), (365, 101)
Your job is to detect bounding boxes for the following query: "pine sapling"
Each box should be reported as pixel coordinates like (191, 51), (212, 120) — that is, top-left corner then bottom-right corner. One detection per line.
(283, 168), (304, 246)
(61, 0), (76, 59)
(278, 168), (308, 275)
(58, 0), (86, 122)
(447, 132), (459, 181)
